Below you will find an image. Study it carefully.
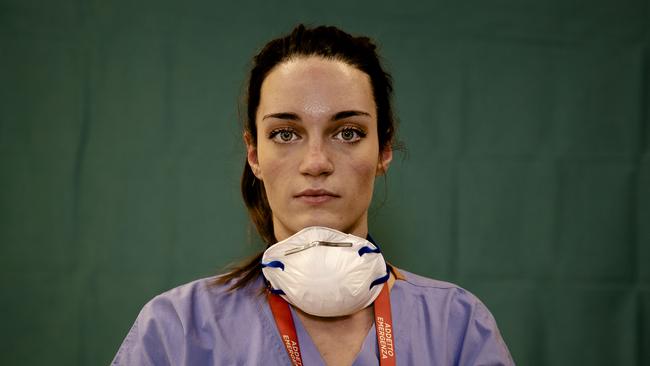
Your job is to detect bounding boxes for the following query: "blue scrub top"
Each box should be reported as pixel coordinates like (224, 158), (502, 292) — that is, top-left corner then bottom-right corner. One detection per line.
(112, 269), (514, 365)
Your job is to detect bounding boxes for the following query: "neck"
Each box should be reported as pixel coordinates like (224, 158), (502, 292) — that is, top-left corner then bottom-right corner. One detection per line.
(294, 305), (374, 366)
(271, 219), (369, 243)
(295, 304), (374, 327)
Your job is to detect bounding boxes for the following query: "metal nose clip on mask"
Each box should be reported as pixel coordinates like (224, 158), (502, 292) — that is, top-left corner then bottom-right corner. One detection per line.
(261, 226), (389, 317)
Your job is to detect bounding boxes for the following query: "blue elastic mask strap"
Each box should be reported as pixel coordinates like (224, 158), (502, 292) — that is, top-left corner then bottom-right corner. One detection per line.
(269, 288), (285, 295)
(261, 261), (286, 295)
(358, 246), (381, 256)
(369, 271), (390, 290)
(261, 260), (285, 271)
(366, 233), (379, 247)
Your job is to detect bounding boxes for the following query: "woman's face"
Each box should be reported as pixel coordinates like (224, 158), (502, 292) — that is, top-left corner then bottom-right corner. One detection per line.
(247, 57), (392, 242)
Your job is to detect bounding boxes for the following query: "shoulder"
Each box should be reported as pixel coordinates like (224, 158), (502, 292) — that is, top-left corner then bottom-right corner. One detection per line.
(141, 275), (264, 319)
(391, 268), (515, 365)
(393, 268), (483, 309)
(137, 275), (269, 334)
(393, 268), (499, 329)
(112, 276), (270, 365)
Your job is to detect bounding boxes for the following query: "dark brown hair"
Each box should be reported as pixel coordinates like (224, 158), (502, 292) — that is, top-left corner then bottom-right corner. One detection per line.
(215, 24), (397, 290)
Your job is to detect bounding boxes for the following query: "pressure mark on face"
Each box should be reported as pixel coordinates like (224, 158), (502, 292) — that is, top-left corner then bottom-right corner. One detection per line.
(246, 56), (392, 242)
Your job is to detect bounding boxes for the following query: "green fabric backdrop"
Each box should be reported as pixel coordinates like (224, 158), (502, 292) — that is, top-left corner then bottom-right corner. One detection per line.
(1, 0), (648, 365)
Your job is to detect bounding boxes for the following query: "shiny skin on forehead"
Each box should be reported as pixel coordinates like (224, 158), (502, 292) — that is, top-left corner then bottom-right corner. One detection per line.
(258, 57), (376, 121)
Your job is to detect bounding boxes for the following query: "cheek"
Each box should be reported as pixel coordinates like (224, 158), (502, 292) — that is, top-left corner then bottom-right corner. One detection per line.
(259, 159), (283, 189)
(256, 142), (283, 179)
(257, 146), (294, 196)
(347, 155), (379, 194)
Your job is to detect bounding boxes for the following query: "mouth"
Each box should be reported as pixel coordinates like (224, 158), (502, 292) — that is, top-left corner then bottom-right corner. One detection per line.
(294, 189), (340, 204)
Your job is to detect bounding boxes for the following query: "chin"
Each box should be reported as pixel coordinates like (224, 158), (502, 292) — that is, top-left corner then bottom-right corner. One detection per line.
(289, 214), (339, 231)
(298, 220), (341, 231)
(296, 215), (362, 235)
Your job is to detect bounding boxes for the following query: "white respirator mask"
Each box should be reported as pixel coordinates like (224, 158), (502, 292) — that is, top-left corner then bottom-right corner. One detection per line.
(261, 226), (389, 317)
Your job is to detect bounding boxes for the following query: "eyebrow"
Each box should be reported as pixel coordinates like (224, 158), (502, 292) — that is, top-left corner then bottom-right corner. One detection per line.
(262, 110), (372, 121)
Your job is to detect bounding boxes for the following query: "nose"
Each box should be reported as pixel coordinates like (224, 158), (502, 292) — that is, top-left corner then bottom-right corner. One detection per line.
(298, 139), (334, 177)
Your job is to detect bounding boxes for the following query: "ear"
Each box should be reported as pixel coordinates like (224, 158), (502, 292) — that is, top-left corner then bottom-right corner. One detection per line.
(376, 145), (393, 176)
(244, 132), (262, 180)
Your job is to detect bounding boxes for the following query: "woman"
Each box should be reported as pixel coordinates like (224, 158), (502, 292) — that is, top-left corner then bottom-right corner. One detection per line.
(112, 24), (514, 366)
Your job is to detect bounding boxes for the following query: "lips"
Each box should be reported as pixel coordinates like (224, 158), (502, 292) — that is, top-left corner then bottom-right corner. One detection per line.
(295, 189), (340, 204)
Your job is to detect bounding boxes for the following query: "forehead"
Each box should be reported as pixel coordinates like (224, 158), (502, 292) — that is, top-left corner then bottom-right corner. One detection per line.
(258, 57), (375, 116)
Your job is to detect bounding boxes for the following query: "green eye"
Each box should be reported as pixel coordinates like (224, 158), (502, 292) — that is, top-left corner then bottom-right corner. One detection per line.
(270, 128), (299, 143)
(280, 130), (293, 142)
(335, 128), (365, 142)
(341, 129), (355, 140)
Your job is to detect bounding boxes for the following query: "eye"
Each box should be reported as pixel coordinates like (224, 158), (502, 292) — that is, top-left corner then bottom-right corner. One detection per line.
(334, 127), (366, 143)
(269, 128), (300, 143)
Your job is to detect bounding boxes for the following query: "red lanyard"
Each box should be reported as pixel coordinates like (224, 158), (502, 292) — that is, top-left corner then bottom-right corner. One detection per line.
(267, 284), (396, 366)
(267, 291), (304, 366)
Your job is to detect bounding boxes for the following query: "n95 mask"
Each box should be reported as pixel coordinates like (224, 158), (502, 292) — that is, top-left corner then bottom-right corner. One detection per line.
(261, 226), (389, 317)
